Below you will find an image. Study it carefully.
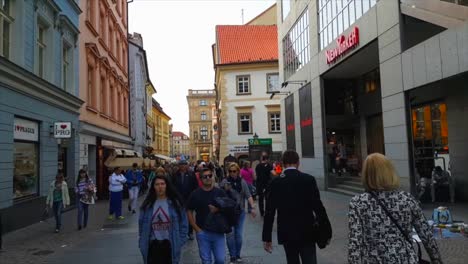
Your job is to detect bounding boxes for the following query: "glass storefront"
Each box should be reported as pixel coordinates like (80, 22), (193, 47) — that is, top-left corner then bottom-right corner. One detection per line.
(13, 142), (39, 199)
(412, 103), (449, 178)
(318, 0), (378, 50)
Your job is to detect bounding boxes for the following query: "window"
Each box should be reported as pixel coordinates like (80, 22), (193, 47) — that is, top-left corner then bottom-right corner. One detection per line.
(267, 73), (280, 93)
(200, 126), (208, 140)
(37, 25), (47, 78)
(318, 0), (378, 50)
(13, 118), (40, 200)
(0, 0), (12, 59)
(100, 74), (107, 114)
(238, 113), (252, 134)
(282, 10), (310, 80)
(86, 0), (96, 25)
(87, 65), (96, 108)
(269, 112), (281, 133)
(199, 100), (207, 106)
(62, 44), (71, 91)
(281, 0), (291, 21)
(237, 75), (250, 94)
(108, 22), (114, 55)
(99, 8), (106, 43)
(194, 131), (198, 140)
(109, 79), (114, 117)
(201, 111), (207, 120)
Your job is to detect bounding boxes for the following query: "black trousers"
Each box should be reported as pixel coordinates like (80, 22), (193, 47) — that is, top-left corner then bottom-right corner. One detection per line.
(257, 186), (266, 216)
(283, 243), (317, 264)
(148, 239), (172, 264)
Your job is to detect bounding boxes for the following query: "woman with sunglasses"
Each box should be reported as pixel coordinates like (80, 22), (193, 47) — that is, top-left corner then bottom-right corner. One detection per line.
(221, 163), (256, 264)
(139, 171), (188, 264)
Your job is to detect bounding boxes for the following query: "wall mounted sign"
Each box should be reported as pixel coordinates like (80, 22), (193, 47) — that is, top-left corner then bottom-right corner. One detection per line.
(326, 27), (359, 65)
(285, 94), (296, 151)
(248, 138), (272, 146)
(299, 84), (314, 157)
(14, 118), (39, 142)
(54, 122), (72, 138)
(229, 145), (249, 153)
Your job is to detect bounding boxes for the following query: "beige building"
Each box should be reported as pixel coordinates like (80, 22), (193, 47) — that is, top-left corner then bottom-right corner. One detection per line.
(187, 89), (216, 162)
(78, 0), (130, 196)
(213, 4), (283, 164)
(152, 99), (172, 158)
(172, 131), (191, 160)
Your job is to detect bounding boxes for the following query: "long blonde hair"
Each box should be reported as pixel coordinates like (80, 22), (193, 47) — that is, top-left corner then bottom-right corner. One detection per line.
(362, 153), (400, 191)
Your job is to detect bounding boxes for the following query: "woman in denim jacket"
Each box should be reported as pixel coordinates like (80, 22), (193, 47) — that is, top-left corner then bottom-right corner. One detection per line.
(139, 172), (188, 264)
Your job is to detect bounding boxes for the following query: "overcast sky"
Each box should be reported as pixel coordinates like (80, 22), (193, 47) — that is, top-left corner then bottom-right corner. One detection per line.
(128, 0), (276, 135)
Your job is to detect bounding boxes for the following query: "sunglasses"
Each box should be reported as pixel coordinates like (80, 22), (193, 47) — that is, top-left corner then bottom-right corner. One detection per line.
(229, 170), (238, 173)
(202, 174), (213, 179)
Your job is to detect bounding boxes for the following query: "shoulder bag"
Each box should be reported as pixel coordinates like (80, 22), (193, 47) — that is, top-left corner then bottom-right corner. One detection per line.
(369, 192), (430, 264)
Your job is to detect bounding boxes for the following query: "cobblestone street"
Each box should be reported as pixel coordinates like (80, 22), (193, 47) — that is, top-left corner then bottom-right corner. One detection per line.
(1, 192), (467, 264)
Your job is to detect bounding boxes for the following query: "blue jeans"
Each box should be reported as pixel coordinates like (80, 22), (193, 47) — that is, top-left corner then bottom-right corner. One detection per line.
(77, 200), (89, 227)
(109, 191), (123, 217)
(226, 211), (246, 259)
(196, 230), (225, 264)
(53, 201), (63, 230)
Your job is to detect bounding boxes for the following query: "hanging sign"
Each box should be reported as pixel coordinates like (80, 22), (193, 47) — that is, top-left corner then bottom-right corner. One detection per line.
(326, 27), (359, 65)
(54, 122), (72, 138)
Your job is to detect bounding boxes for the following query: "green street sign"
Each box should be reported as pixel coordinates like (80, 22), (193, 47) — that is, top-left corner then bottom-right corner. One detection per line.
(248, 138), (272, 145)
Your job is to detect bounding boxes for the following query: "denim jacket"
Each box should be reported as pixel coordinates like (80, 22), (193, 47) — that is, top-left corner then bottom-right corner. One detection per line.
(138, 200), (188, 264)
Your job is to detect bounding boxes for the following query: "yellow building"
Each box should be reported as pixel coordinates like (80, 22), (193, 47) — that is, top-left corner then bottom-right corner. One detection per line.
(152, 99), (171, 158)
(145, 83), (156, 155)
(187, 89), (216, 162)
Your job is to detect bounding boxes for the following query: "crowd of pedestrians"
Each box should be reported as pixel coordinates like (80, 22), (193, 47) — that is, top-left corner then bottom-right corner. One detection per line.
(43, 150), (444, 264)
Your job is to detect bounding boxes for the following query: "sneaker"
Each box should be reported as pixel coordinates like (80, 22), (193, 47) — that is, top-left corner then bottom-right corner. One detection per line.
(118, 216), (125, 220)
(128, 205), (131, 212)
(229, 257), (236, 264)
(54, 229), (60, 233)
(78, 225), (82, 231)
(108, 215), (114, 220)
(236, 257), (243, 262)
(132, 210), (136, 214)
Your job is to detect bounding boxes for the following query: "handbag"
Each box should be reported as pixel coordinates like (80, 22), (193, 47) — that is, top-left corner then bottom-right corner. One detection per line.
(369, 192), (430, 264)
(41, 207), (50, 221)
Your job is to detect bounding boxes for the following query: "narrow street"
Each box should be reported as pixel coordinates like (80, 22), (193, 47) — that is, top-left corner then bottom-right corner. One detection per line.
(2, 191), (467, 264)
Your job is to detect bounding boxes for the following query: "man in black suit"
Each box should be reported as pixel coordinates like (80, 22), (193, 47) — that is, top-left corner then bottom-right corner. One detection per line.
(262, 150), (331, 264)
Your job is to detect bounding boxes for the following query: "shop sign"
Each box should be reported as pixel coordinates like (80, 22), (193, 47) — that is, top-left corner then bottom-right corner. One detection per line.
(229, 145), (249, 153)
(326, 27), (359, 65)
(54, 122), (72, 138)
(248, 138), (272, 146)
(14, 117), (39, 142)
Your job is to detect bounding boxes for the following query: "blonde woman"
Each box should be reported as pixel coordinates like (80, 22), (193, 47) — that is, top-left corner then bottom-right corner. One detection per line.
(348, 153), (442, 263)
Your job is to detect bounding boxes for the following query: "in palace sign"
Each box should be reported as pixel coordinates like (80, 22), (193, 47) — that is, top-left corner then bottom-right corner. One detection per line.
(325, 27), (359, 65)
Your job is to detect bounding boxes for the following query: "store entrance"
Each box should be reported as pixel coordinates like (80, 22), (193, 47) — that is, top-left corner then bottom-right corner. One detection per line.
(322, 41), (383, 191)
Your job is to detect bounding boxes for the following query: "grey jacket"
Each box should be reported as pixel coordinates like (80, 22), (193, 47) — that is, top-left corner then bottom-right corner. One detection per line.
(220, 177), (251, 211)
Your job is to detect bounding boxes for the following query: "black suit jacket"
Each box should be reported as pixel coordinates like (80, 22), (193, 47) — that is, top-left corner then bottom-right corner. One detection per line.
(262, 169), (330, 245)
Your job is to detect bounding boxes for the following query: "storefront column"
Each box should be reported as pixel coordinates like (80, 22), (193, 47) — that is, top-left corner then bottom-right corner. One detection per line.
(379, 22), (412, 191)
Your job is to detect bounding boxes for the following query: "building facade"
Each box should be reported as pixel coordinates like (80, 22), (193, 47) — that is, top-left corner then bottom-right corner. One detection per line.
(213, 4), (283, 165)
(187, 89), (216, 162)
(78, 0), (130, 197)
(152, 99), (171, 158)
(172, 131), (191, 160)
(277, 0), (468, 201)
(128, 32), (156, 156)
(0, 0), (82, 232)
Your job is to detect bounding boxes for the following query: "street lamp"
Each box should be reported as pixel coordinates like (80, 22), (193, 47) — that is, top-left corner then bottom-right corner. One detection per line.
(253, 133), (259, 140)
(281, 80), (307, 88)
(270, 91), (290, 99)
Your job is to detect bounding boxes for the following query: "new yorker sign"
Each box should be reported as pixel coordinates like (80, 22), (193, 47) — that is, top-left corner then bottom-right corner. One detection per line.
(326, 27), (359, 65)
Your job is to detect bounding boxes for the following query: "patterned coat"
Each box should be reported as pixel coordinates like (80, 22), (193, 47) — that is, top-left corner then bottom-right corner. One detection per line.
(348, 190), (443, 263)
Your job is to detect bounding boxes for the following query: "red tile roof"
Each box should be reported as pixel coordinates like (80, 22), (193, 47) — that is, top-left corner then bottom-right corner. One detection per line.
(172, 131), (188, 138)
(216, 25), (278, 65)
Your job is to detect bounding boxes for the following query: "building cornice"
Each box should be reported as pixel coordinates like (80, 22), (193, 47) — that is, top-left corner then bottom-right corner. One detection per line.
(66, 0), (83, 14)
(80, 121), (132, 144)
(0, 57), (83, 114)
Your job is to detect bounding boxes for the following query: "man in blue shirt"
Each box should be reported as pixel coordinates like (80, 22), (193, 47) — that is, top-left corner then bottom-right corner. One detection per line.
(126, 163), (143, 214)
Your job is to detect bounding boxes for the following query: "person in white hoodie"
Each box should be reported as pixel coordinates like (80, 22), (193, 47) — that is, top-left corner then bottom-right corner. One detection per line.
(108, 167), (127, 220)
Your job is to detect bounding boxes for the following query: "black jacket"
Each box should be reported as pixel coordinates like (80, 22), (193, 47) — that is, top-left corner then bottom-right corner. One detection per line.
(172, 171), (198, 203)
(262, 168), (330, 245)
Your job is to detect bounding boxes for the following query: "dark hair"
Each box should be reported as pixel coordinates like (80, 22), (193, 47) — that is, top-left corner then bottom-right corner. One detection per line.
(201, 167), (212, 174)
(282, 150), (299, 165)
(76, 169), (90, 185)
(132, 163), (138, 168)
(113, 167), (121, 172)
(140, 175), (184, 217)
